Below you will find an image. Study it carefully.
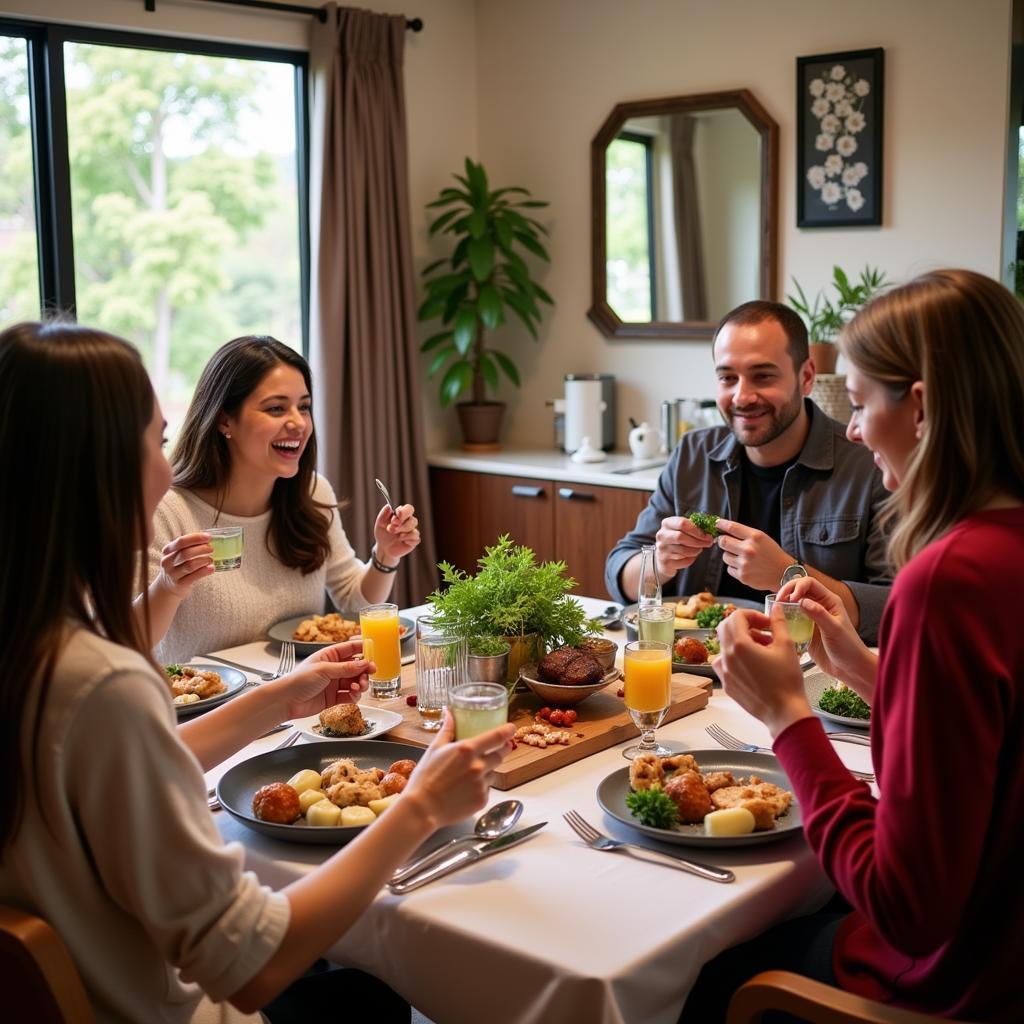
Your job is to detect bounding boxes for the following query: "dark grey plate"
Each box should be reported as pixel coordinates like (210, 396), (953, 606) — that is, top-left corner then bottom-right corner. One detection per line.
(217, 739), (425, 845)
(169, 664), (248, 719)
(268, 612), (415, 659)
(596, 749), (802, 848)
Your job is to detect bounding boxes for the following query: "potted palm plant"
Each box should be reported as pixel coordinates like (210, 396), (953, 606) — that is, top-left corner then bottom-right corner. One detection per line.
(418, 158), (554, 450)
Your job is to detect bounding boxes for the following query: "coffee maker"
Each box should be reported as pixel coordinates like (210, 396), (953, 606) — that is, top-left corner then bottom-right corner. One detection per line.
(557, 374), (615, 453)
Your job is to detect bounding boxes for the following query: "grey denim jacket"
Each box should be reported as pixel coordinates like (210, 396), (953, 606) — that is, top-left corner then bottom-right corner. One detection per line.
(604, 401), (892, 644)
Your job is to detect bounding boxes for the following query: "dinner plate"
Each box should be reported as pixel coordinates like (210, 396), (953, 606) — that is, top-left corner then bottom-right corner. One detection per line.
(622, 596), (762, 638)
(168, 664), (248, 719)
(293, 707), (404, 743)
(268, 612), (415, 659)
(217, 739), (425, 846)
(596, 749), (803, 848)
(804, 673), (871, 729)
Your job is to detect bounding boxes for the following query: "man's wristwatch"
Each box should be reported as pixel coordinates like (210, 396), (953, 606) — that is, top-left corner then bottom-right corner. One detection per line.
(780, 562), (806, 586)
(371, 545), (399, 574)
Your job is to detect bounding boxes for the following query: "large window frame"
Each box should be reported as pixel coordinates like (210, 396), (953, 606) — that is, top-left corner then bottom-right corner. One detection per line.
(0, 17), (310, 352)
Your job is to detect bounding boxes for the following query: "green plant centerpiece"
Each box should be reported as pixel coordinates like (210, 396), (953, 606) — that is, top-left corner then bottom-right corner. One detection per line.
(787, 264), (888, 372)
(427, 535), (600, 688)
(418, 157), (554, 448)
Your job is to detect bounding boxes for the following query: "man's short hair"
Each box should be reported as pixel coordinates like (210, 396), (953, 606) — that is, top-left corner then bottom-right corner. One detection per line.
(713, 300), (809, 371)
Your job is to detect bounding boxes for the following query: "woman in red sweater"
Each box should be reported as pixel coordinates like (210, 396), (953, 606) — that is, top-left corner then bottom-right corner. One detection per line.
(690, 269), (1024, 1021)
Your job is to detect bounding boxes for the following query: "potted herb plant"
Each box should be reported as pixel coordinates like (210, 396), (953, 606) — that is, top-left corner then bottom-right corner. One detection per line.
(465, 635), (511, 688)
(418, 158), (554, 450)
(427, 535), (599, 687)
(787, 264), (888, 374)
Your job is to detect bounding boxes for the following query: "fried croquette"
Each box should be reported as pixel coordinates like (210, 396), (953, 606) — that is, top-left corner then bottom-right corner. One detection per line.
(318, 703), (367, 737)
(674, 637), (708, 665)
(738, 798), (777, 831)
(629, 752), (664, 791)
(661, 753), (699, 777)
(381, 772), (408, 795)
(663, 770), (713, 824)
(701, 771), (736, 793)
(252, 782), (301, 824)
(387, 759), (417, 778)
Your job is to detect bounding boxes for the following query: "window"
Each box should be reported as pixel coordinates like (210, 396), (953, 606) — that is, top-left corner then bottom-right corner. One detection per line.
(0, 21), (308, 437)
(605, 132), (655, 321)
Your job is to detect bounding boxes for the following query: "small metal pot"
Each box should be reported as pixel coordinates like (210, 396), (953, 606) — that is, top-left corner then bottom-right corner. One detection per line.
(467, 647), (510, 687)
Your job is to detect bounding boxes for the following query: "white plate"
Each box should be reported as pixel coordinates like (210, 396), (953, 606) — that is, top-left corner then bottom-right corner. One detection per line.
(804, 673), (871, 729)
(294, 706), (404, 742)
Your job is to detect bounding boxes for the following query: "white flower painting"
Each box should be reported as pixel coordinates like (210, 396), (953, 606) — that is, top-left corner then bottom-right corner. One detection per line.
(802, 56), (877, 219)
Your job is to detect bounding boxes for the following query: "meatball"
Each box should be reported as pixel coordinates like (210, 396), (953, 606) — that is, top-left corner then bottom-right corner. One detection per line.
(560, 652), (603, 685)
(537, 646), (582, 682)
(387, 759), (417, 778)
(663, 770), (713, 824)
(674, 637), (708, 665)
(252, 782), (301, 824)
(381, 772), (408, 795)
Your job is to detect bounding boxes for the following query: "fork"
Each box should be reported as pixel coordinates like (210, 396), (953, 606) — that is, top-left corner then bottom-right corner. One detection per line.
(272, 641), (295, 680)
(208, 730), (301, 811)
(705, 723), (876, 783)
(562, 811), (734, 883)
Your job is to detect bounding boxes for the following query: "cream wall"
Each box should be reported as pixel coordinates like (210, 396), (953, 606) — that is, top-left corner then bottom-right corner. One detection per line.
(469, 0), (1014, 451)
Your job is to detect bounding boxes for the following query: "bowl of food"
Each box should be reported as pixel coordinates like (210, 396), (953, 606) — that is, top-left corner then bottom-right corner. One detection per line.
(518, 645), (620, 707)
(577, 636), (618, 670)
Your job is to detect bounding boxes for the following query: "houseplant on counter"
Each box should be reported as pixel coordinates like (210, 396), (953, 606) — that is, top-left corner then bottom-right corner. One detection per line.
(787, 264), (888, 374)
(427, 535), (599, 688)
(418, 157), (554, 450)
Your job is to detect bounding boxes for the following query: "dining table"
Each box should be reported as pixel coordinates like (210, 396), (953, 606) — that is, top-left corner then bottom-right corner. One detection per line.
(202, 596), (874, 1024)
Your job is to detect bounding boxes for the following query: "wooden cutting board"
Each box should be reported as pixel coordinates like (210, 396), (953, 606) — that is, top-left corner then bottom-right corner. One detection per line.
(367, 662), (711, 790)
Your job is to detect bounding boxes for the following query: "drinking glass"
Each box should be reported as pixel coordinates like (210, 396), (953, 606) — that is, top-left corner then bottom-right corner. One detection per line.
(765, 594), (815, 654)
(450, 682), (508, 740)
(415, 616), (467, 731)
(208, 526), (243, 571)
(622, 640), (673, 759)
(359, 603), (402, 698)
(637, 544), (662, 610)
(638, 604), (675, 648)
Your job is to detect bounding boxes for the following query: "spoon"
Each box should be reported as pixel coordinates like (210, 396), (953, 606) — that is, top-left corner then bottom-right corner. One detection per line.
(597, 604), (624, 630)
(390, 799), (524, 884)
(375, 478), (399, 516)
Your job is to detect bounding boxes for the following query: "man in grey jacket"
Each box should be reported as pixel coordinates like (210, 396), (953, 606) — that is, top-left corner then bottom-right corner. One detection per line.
(605, 300), (890, 643)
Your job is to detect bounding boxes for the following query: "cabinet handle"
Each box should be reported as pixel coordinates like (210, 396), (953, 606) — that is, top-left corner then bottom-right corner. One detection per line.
(511, 485), (544, 498)
(558, 488), (595, 502)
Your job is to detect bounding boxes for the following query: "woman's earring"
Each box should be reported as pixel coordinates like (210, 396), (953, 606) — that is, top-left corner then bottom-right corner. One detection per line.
(223, 431), (232, 440)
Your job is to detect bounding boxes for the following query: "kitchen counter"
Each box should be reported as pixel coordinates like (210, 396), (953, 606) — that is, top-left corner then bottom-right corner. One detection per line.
(426, 448), (665, 491)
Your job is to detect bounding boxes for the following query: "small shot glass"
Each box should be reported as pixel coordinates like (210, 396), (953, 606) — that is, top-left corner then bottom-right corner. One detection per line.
(208, 526), (243, 572)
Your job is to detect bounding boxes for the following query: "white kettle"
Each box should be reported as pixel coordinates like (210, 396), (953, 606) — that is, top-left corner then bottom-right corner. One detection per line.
(628, 422), (662, 459)
(563, 377), (607, 454)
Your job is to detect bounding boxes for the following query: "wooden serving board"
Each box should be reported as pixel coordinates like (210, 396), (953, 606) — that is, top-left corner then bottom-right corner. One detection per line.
(367, 662), (711, 790)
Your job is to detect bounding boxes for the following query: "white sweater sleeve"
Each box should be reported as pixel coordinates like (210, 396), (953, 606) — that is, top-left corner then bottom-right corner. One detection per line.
(65, 667), (290, 1001)
(315, 474), (370, 610)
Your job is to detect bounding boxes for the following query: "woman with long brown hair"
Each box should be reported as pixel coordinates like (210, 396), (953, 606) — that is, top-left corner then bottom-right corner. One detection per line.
(684, 269), (1024, 1021)
(0, 321), (512, 1022)
(141, 335), (420, 663)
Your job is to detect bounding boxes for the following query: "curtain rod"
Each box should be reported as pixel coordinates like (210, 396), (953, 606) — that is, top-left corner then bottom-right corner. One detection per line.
(142, 0), (423, 30)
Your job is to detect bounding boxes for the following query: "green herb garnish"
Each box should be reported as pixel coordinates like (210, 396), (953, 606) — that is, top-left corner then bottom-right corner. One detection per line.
(703, 635), (720, 656)
(625, 786), (679, 829)
(696, 604), (728, 629)
(818, 686), (871, 720)
(688, 511), (720, 538)
(164, 664), (183, 677)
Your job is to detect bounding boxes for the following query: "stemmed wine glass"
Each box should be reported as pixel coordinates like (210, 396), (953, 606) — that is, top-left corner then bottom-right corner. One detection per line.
(622, 639), (673, 759)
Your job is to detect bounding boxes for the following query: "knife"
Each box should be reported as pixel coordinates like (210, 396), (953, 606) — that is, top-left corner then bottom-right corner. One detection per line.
(826, 731), (871, 746)
(388, 822), (546, 894)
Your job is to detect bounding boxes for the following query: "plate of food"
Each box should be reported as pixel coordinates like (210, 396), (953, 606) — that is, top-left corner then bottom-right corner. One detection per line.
(216, 739), (425, 845)
(165, 663), (248, 718)
(623, 594), (761, 638)
(268, 611), (415, 659)
(293, 703), (404, 742)
(805, 674), (871, 729)
(596, 749), (802, 848)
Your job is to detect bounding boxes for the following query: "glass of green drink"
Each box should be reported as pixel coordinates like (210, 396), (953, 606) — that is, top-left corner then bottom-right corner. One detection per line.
(450, 682), (507, 740)
(638, 604), (675, 648)
(208, 526), (243, 572)
(765, 594), (814, 653)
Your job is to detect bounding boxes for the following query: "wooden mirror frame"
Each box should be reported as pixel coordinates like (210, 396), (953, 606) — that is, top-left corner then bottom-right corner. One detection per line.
(588, 89), (779, 340)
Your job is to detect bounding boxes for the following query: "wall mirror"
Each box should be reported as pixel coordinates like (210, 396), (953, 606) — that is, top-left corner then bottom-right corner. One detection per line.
(589, 89), (778, 339)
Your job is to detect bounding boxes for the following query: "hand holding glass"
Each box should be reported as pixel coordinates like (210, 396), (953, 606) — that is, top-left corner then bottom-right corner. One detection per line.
(765, 594), (815, 654)
(622, 640), (673, 759)
(450, 682), (507, 740)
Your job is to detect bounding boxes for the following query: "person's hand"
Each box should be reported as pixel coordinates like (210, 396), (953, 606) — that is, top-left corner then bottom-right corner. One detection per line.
(402, 711), (516, 830)
(373, 503), (420, 565)
(271, 640), (373, 719)
(777, 576), (875, 695)
(715, 519), (794, 592)
(155, 532), (215, 598)
(654, 516), (715, 578)
(716, 607), (814, 738)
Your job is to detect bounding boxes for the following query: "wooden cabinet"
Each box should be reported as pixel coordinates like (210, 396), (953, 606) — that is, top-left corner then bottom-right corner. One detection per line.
(429, 467), (650, 599)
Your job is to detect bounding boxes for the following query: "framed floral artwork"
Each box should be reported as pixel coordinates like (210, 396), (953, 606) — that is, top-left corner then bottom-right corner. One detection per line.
(797, 48), (884, 227)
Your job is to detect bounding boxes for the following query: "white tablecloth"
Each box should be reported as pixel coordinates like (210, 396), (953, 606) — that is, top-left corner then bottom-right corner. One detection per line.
(205, 598), (872, 1024)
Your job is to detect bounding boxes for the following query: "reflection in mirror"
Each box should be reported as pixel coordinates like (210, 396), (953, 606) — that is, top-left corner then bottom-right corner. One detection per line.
(590, 90), (778, 340)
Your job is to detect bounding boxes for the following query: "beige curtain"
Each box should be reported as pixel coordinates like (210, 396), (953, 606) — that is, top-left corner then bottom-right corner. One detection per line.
(309, 4), (438, 605)
(670, 113), (708, 322)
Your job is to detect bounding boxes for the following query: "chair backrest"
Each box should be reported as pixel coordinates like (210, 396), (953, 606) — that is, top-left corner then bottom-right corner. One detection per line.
(0, 905), (94, 1024)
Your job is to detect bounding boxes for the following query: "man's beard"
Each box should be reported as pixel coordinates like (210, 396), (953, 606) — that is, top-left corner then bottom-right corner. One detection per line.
(725, 391), (803, 448)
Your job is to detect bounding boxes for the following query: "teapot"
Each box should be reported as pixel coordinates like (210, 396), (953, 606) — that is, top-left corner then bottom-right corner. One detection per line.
(628, 421), (662, 459)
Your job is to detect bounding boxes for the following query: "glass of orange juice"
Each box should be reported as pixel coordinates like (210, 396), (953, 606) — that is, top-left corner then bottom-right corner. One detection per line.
(622, 639), (673, 759)
(359, 603), (402, 698)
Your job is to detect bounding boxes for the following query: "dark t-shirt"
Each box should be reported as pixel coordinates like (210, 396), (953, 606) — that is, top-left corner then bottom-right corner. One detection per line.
(717, 451), (796, 604)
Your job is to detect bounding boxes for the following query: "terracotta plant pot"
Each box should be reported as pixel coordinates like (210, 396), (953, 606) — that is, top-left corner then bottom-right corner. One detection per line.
(456, 401), (505, 451)
(809, 342), (838, 374)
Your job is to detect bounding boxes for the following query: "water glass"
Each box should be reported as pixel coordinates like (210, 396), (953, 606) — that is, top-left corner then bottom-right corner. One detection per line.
(359, 603), (402, 698)
(622, 639), (673, 759)
(638, 604), (675, 647)
(208, 526), (243, 571)
(450, 682), (508, 740)
(765, 594), (815, 654)
(415, 616), (467, 731)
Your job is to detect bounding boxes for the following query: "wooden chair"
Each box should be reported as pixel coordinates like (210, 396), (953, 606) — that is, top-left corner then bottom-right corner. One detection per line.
(726, 970), (974, 1024)
(0, 905), (93, 1023)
